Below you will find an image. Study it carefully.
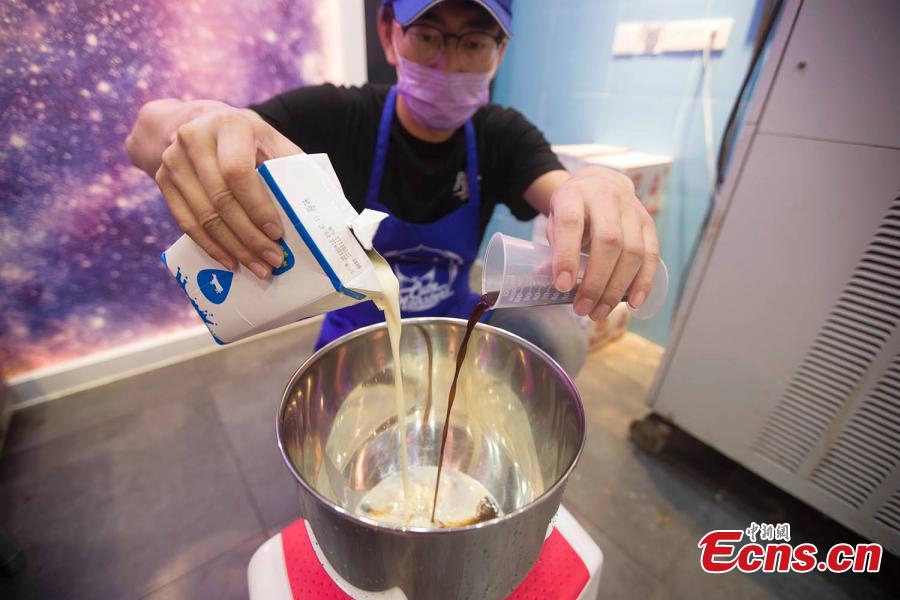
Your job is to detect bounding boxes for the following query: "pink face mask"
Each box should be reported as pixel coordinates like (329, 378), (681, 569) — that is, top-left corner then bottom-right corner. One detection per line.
(395, 54), (492, 131)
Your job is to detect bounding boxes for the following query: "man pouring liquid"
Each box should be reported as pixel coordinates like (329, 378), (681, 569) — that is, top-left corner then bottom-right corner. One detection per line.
(125, 0), (661, 375)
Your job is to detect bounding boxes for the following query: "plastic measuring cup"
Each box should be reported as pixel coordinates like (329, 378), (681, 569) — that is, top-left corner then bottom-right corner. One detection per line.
(482, 232), (669, 319)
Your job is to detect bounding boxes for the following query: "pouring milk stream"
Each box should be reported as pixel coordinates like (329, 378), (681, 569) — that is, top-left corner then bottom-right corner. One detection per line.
(366, 250), (411, 517)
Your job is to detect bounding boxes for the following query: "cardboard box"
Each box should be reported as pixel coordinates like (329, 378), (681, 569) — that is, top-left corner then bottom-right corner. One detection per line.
(586, 303), (631, 352)
(551, 143), (628, 174)
(585, 151), (672, 214)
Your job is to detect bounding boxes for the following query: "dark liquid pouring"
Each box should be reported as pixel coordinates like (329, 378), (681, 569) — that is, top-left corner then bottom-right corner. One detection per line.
(430, 291), (499, 524)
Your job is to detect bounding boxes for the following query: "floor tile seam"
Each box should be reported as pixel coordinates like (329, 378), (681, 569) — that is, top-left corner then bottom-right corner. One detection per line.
(2, 381), (222, 461)
(208, 395), (270, 534)
(654, 493), (724, 586)
(0, 409), (137, 463)
(136, 530), (263, 599)
(597, 366), (657, 392)
(566, 484), (714, 570)
(564, 501), (669, 585)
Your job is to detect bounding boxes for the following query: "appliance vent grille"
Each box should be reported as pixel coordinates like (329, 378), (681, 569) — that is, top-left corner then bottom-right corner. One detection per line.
(753, 198), (900, 476)
(809, 355), (900, 508)
(875, 490), (900, 534)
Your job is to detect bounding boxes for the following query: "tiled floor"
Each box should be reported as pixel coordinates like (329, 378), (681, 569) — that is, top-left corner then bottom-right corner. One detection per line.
(1, 325), (897, 599)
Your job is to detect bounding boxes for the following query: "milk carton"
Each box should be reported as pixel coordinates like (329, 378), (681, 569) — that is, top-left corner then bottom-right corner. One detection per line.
(162, 153), (388, 344)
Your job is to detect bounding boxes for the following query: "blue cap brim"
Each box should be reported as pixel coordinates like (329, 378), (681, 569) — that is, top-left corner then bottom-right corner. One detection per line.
(390, 0), (512, 37)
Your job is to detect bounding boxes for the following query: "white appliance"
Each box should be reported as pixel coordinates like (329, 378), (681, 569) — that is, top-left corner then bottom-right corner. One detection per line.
(639, 0), (900, 554)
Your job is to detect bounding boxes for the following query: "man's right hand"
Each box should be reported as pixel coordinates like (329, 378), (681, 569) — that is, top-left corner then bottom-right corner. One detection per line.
(126, 100), (302, 279)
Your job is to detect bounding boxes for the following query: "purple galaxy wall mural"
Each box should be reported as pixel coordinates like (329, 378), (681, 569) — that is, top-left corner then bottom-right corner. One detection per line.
(1, 1), (344, 377)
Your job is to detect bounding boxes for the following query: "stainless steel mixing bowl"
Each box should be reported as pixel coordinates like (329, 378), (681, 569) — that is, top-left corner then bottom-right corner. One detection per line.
(277, 317), (585, 599)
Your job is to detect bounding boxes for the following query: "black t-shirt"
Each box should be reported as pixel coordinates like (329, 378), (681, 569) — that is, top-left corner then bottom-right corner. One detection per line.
(249, 83), (562, 237)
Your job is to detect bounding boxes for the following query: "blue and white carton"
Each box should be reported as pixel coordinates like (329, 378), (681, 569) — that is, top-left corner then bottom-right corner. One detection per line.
(162, 153), (388, 344)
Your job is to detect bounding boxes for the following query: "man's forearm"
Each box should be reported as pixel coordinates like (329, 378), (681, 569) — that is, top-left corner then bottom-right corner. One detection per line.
(524, 169), (571, 215)
(125, 98), (231, 177)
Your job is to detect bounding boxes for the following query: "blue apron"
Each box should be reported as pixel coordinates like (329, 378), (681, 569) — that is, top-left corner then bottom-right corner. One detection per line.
(315, 86), (482, 349)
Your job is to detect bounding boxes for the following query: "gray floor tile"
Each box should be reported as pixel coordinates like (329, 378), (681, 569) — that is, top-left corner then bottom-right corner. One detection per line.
(647, 581), (683, 600)
(561, 416), (728, 579)
(142, 533), (265, 600)
(0, 391), (263, 599)
(4, 361), (213, 457)
(1, 321), (315, 458)
(211, 377), (303, 533)
(575, 361), (654, 442)
(566, 504), (660, 600)
(209, 324), (317, 533)
(587, 332), (664, 391)
(563, 339), (737, 583)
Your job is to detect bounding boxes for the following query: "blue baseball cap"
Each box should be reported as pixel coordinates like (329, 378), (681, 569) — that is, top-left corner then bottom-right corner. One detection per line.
(384, 0), (513, 38)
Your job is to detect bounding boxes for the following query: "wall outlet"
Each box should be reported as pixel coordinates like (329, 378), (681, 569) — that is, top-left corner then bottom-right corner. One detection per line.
(657, 18), (734, 52)
(612, 18), (734, 56)
(612, 21), (662, 55)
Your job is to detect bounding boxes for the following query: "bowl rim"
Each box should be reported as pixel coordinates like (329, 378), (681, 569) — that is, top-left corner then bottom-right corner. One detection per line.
(276, 316), (586, 536)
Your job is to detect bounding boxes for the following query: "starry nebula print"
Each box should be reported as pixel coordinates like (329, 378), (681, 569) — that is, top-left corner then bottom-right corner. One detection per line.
(0, 0), (340, 377)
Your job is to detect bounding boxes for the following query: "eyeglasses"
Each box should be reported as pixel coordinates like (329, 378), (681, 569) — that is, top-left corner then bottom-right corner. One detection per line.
(397, 23), (504, 72)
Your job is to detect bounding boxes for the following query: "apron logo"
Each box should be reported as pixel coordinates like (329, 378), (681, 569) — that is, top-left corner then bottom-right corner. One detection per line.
(384, 244), (463, 312)
(197, 269), (233, 305)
